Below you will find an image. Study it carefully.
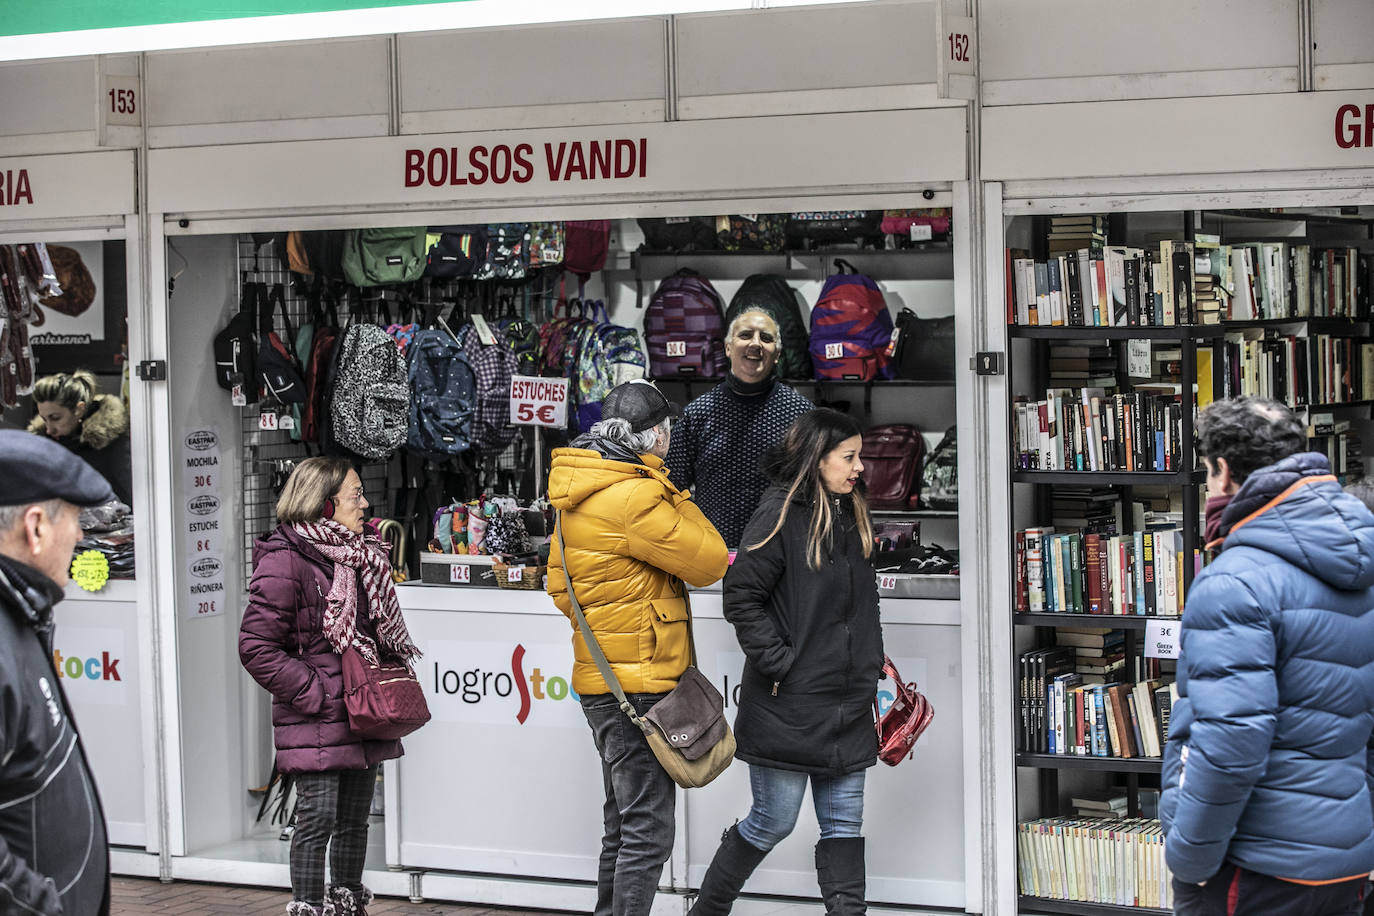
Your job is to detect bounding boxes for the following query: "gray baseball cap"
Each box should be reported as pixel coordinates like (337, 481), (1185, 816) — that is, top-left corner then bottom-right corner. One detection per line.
(602, 380), (682, 433)
(0, 430), (116, 507)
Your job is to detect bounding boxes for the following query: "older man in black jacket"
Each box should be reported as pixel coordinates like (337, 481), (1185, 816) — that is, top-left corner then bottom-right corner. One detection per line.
(0, 430), (115, 916)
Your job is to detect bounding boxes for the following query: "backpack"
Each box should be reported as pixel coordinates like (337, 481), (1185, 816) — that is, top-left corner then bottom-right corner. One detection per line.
(424, 226), (486, 279)
(919, 425), (958, 509)
(538, 301), (592, 377)
(564, 220), (611, 275)
(527, 222), (565, 269)
(293, 230), (348, 281)
(643, 270), (727, 379)
(457, 322), (520, 457)
(406, 328), (476, 459)
(213, 281), (259, 402)
(572, 304), (647, 430)
(861, 424), (925, 510)
(329, 324), (410, 460)
(342, 227), (428, 287)
(890, 306), (955, 381)
(726, 274), (813, 381)
(784, 211), (882, 249)
(257, 283), (307, 405)
(809, 261), (895, 381)
(637, 217), (719, 252)
(301, 287), (341, 444)
(716, 214), (786, 252)
(498, 317), (540, 377)
(474, 224), (529, 281)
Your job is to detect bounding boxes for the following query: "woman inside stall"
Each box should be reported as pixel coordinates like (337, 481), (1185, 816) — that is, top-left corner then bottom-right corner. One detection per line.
(692, 408), (883, 916)
(239, 457), (420, 916)
(29, 369), (133, 507)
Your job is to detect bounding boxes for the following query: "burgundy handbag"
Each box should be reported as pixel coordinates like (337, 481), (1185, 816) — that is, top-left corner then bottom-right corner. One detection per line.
(341, 646), (431, 740)
(861, 424), (926, 510)
(876, 655), (934, 766)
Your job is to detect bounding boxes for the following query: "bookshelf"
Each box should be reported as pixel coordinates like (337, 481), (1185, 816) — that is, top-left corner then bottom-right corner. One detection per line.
(1006, 207), (1374, 914)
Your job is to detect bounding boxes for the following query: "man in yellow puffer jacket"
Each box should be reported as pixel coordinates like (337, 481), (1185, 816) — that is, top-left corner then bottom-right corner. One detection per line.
(547, 380), (728, 916)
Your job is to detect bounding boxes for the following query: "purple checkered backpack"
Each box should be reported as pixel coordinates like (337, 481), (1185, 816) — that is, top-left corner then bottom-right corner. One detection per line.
(808, 260), (895, 381)
(456, 323), (520, 457)
(643, 269), (727, 379)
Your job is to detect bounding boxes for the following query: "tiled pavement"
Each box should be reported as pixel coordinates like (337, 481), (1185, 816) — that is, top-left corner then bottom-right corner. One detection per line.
(110, 877), (570, 915)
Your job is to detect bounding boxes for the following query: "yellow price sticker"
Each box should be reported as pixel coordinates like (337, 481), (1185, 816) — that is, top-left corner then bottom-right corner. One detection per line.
(71, 550), (110, 593)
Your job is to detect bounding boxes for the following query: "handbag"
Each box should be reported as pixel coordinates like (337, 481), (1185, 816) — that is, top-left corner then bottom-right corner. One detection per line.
(889, 307), (955, 381)
(875, 655), (934, 766)
(556, 513), (735, 788)
(341, 645), (431, 740)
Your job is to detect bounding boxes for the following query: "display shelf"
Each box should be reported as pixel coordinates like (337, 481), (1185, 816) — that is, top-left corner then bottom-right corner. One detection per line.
(875, 508), (959, 519)
(1295, 399), (1374, 412)
(1012, 470), (1204, 486)
(622, 245), (955, 281)
(1020, 897), (1170, 916)
(1014, 613), (1179, 630)
(1222, 317), (1370, 334)
(1008, 325), (1226, 341)
(1017, 753), (1162, 774)
(648, 376), (953, 388)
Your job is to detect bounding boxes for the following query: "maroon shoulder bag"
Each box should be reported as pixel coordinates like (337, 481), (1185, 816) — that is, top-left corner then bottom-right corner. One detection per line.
(341, 646), (431, 740)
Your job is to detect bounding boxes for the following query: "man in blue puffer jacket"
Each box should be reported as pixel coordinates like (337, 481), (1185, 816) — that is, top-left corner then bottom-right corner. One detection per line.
(1162, 396), (1374, 915)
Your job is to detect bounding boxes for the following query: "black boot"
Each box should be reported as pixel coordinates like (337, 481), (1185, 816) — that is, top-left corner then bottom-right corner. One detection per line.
(815, 837), (866, 916)
(688, 824), (770, 916)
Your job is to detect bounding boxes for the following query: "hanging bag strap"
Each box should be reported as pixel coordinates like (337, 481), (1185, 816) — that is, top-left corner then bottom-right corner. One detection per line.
(555, 511), (696, 730)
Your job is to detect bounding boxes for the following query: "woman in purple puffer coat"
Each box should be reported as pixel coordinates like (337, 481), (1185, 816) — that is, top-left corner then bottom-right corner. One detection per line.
(239, 457), (419, 916)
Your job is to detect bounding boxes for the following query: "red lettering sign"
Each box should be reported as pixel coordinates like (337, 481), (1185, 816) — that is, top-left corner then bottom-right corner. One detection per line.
(405, 138), (646, 187)
(1335, 103), (1374, 149)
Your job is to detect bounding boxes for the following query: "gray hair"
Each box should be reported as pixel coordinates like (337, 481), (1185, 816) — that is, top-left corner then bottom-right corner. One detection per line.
(0, 500), (63, 534)
(587, 416), (669, 454)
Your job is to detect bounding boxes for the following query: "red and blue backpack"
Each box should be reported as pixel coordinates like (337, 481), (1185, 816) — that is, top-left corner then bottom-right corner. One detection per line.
(808, 260), (895, 381)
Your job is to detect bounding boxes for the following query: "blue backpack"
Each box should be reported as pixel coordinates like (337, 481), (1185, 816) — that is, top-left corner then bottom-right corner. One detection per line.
(808, 261), (896, 381)
(405, 329), (476, 459)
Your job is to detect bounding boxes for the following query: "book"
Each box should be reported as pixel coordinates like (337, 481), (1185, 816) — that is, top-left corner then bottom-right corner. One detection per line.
(1153, 682), (1176, 750)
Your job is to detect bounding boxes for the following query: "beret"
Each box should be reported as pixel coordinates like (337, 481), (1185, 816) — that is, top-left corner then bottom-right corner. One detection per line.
(0, 429), (117, 507)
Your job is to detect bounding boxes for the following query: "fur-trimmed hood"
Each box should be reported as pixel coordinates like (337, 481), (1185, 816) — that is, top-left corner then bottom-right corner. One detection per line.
(29, 393), (129, 451)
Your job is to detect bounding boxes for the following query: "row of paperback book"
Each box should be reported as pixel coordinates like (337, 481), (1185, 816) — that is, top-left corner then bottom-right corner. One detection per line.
(1019, 645), (1177, 758)
(1216, 330), (1374, 407)
(1016, 527), (1195, 617)
(1007, 237), (1371, 327)
(1018, 817), (1174, 909)
(1013, 389), (1185, 473)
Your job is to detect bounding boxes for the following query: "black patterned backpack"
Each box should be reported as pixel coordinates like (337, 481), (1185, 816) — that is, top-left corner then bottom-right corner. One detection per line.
(329, 324), (410, 460)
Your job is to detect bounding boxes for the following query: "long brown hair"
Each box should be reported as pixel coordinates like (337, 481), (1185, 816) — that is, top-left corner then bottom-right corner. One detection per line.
(748, 408), (873, 569)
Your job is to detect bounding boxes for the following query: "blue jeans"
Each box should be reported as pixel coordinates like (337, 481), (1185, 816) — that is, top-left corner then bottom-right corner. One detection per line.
(735, 764), (865, 852)
(580, 693), (676, 916)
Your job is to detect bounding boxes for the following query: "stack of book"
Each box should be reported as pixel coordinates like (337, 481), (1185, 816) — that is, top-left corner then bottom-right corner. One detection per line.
(1058, 627), (1125, 681)
(1307, 413), (1365, 482)
(1015, 526), (1192, 617)
(1047, 215), (1108, 255)
(1069, 789), (1127, 818)
(1047, 342), (1118, 388)
(1018, 817), (1174, 909)
(1012, 389), (1185, 473)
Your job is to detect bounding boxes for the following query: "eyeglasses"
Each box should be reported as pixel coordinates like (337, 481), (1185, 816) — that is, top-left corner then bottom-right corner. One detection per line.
(337, 486), (366, 506)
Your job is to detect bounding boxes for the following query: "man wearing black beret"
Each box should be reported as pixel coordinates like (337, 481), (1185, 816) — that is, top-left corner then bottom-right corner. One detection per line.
(0, 429), (115, 916)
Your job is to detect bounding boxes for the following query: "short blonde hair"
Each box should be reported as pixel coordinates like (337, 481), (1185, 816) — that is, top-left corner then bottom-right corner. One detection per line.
(276, 457), (353, 524)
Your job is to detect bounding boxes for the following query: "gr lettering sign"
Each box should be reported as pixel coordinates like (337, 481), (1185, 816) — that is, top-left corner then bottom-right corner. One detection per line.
(1335, 103), (1374, 149)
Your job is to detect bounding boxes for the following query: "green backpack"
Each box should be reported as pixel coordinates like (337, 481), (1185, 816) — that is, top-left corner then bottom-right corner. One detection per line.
(726, 274), (813, 381)
(342, 227), (428, 286)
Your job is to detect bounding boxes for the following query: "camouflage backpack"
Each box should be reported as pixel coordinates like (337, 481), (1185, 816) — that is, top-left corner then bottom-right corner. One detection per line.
(920, 426), (958, 509)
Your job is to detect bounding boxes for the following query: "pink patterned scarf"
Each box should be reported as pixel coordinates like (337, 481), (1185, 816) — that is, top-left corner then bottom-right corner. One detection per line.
(292, 520), (419, 664)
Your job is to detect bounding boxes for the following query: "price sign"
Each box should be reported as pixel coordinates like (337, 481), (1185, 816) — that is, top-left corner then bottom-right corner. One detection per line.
(878, 575), (898, 590)
(71, 550), (110, 593)
(1145, 618), (1181, 660)
(181, 428), (226, 620)
(258, 410), (279, 431)
(1127, 339), (1152, 379)
(508, 566), (525, 582)
(934, 2), (977, 100)
(666, 341), (687, 357)
(510, 375), (568, 428)
(449, 563), (471, 584)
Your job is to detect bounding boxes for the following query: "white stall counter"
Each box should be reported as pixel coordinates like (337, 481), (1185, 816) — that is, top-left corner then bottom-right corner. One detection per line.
(390, 583), (964, 910)
(57, 580), (147, 847)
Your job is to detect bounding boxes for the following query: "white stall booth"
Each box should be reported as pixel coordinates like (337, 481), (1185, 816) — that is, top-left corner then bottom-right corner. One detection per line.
(972, 3), (1374, 912)
(0, 145), (162, 867)
(134, 6), (984, 911)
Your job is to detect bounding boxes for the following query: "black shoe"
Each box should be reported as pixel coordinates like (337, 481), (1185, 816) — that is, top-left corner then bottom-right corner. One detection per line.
(815, 837), (866, 916)
(688, 824), (769, 916)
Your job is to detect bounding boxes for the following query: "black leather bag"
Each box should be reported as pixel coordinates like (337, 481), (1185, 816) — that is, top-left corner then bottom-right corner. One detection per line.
(891, 307), (955, 381)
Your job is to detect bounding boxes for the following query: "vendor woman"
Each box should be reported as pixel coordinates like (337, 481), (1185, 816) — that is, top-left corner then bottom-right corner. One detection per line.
(665, 309), (811, 547)
(30, 370), (134, 507)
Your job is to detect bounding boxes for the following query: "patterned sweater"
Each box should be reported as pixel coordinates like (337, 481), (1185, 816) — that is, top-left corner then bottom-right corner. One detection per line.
(665, 376), (812, 547)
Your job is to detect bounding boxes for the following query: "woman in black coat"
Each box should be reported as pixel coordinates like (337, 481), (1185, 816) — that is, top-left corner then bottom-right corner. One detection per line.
(691, 408), (883, 916)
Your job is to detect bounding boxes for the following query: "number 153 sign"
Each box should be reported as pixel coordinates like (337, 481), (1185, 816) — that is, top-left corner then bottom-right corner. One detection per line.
(510, 375), (568, 428)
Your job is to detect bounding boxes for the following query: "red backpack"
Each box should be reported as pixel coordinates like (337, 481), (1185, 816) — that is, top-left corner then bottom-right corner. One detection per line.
(876, 655), (934, 766)
(563, 220), (611, 276)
